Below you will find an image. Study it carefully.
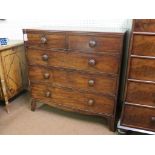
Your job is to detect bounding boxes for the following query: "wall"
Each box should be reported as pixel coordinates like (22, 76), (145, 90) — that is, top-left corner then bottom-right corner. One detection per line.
(0, 19), (132, 40)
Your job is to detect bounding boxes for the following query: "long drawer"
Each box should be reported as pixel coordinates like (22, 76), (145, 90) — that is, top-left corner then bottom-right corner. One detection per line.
(68, 34), (123, 53)
(121, 104), (155, 132)
(31, 83), (115, 115)
(29, 65), (117, 95)
(27, 48), (120, 74)
(126, 81), (155, 107)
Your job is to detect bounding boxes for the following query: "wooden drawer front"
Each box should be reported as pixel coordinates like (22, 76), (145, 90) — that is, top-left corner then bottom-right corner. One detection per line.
(31, 83), (115, 115)
(68, 34), (123, 53)
(132, 34), (155, 56)
(134, 19), (155, 32)
(126, 81), (155, 106)
(26, 32), (66, 49)
(29, 66), (117, 95)
(121, 104), (155, 131)
(129, 57), (155, 81)
(27, 49), (120, 74)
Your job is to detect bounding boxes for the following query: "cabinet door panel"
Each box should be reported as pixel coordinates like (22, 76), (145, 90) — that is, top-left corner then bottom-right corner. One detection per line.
(1, 46), (27, 98)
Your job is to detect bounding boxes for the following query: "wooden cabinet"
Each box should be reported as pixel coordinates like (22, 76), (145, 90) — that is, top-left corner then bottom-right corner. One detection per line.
(0, 41), (28, 112)
(23, 28), (125, 131)
(119, 19), (155, 134)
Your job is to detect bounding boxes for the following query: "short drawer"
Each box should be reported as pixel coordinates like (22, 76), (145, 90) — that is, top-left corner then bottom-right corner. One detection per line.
(121, 104), (155, 132)
(27, 49), (120, 75)
(68, 34), (123, 53)
(25, 32), (66, 49)
(126, 81), (155, 107)
(134, 19), (155, 32)
(129, 57), (155, 81)
(31, 83), (115, 115)
(132, 34), (155, 57)
(29, 66), (117, 95)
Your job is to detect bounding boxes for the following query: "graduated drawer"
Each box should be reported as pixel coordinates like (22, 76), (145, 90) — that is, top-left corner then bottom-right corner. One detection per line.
(31, 83), (115, 115)
(121, 104), (155, 132)
(126, 81), (155, 107)
(129, 57), (155, 81)
(29, 66), (117, 95)
(134, 19), (155, 32)
(68, 34), (123, 53)
(27, 49), (120, 75)
(132, 34), (155, 57)
(25, 31), (66, 49)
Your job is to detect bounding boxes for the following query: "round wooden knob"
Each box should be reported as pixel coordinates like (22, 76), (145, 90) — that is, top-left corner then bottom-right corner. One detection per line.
(151, 117), (155, 121)
(44, 73), (50, 79)
(41, 36), (47, 44)
(87, 99), (95, 106)
(88, 80), (95, 86)
(89, 40), (96, 48)
(45, 91), (51, 97)
(88, 59), (96, 66)
(42, 54), (48, 61)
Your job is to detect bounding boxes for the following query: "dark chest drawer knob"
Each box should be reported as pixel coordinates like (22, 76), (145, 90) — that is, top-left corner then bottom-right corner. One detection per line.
(42, 54), (48, 61)
(44, 73), (50, 79)
(88, 59), (96, 66)
(151, 117), (155, 122)
(87, 99), (95, 106)
(89, 40), (96, 48)
(45, 91), (51, 97)
(41, 36), (47, 44)
(88, 80), (95, 86)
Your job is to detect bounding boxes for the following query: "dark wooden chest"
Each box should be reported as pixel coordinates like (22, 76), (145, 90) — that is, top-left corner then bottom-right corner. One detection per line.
(119, 19), (155, 134)
(23, 28), (125, 131)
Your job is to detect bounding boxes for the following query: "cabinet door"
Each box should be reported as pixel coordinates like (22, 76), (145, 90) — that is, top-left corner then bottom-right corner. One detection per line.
(1, 45), (27, 98)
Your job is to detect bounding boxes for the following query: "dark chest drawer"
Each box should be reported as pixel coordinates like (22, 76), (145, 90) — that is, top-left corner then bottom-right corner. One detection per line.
(26, 32), (66, 49)
(134, 19), (155, 32)
(27, 49), (120, 75)
(126, 81), (155, 107)
(29, 65), (117, 95)
(132, 34), (155, 57)
(68, 34), (123, 53)
(122, 104), (155, 132)
(129, 57), (155, 81)
(31, 83), (115, 115)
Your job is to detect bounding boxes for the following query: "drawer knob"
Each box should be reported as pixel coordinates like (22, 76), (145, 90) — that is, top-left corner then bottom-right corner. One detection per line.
(88, 59), (96, 66)
(151, 117), (155, 121)
(44, 73), (50, 79)
(88, 80), (95, 86)
(89, 40), (96, 48)
(41, 36), (47, 44)
(87, 99), (95, 106)
(45, 91), (51, 97)
(42, 54), (48, 61)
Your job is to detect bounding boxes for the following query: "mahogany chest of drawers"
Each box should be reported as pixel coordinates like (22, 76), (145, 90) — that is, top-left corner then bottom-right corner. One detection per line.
(23, 28), (125, 131)
(119, 19), (155, 134)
